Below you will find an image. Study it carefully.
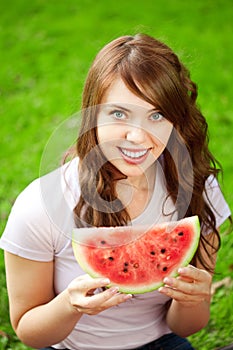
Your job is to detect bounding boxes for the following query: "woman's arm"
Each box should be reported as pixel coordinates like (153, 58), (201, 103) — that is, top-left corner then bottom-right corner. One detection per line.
(5, 252), (131, 348)
(5, 252), (81, 347)
(159, 231), (218, 337)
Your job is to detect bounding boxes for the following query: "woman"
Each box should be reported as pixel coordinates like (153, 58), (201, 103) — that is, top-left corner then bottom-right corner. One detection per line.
(0, 33), (231, 350)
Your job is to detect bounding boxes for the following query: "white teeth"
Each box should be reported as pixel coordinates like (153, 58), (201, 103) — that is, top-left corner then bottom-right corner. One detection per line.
(121, 148), (148, 159)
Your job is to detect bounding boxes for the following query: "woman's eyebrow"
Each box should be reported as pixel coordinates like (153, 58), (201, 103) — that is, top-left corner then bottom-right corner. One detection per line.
(103, 103), (158, 113)
(103, 104), (131, 112)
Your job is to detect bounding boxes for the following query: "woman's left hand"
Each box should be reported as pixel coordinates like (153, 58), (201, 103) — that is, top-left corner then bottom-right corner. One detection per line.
(158, 264), (212, 307)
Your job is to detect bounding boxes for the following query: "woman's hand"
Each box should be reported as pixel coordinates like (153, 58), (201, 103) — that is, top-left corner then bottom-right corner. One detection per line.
(159, 265), (212, 336)
(159, 264), (212, 307)
(67, 274), (132, 315)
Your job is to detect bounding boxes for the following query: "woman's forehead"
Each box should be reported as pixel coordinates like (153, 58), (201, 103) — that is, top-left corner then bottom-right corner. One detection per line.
(101, 78), (156, 111)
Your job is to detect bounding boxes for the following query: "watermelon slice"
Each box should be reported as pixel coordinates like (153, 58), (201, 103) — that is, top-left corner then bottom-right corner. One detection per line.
(72, 216), (200, 294)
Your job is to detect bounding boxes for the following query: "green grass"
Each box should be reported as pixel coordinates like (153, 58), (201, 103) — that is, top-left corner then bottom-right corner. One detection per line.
(0, 0), (233, 349)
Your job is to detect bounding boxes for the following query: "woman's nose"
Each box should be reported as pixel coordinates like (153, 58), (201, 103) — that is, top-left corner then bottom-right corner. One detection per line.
(126, 127), (146, 144)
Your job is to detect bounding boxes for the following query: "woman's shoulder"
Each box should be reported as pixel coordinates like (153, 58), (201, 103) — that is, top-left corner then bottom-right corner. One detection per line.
(0, 158), (80, 260)
(16, 157), (80, 231)
(12, 157), (79, 215)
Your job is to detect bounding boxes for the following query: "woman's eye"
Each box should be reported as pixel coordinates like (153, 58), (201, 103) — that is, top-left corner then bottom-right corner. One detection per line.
(150, 112), (164, 121)
(112, 111), (125, 119)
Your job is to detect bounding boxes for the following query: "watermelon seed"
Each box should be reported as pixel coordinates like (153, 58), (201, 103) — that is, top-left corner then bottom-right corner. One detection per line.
(178, 232), (184, 236)
(124, 262), (129, 266)
(123, 268), (128, 273)
(108, 256), (114, 261)
(163, 267), (168, 272)
(150, 251), (155, 255)
(101, 240), (106, 245)
(161, 248), (166, 254)
(133, 263), (139, 268)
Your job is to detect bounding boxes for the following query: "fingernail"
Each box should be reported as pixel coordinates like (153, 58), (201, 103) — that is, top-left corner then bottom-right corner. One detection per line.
(163, 277), (171, 284)
(123, 293), (132, 300)
(109, 286), (119, 294)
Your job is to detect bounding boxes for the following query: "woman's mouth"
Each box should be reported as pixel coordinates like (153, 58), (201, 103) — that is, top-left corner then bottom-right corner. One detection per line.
(118, 147), (150, 164)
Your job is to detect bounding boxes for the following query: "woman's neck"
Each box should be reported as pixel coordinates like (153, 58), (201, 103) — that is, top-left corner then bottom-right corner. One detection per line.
(115, 163), (156, 219)
(118, 163), (156, 192)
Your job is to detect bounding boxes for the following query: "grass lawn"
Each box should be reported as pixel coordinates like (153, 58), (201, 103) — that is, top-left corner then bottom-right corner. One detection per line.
(0, 0), (233, 349)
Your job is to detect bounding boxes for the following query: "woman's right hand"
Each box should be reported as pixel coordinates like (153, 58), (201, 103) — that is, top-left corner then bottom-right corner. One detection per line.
(67, 274), (132, 315)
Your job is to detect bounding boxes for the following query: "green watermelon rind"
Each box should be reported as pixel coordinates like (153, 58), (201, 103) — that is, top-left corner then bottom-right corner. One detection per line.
(72, 216), (200, 294)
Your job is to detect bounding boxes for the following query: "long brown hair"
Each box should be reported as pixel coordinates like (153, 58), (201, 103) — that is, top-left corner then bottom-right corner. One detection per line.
(71, 33), (224, 271)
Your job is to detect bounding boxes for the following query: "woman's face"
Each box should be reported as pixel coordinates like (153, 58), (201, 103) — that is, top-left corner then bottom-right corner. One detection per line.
(97, 78), (173, 178)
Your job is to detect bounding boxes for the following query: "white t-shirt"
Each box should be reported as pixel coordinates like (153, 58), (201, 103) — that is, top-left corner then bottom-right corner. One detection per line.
(0, 158), (231, 350)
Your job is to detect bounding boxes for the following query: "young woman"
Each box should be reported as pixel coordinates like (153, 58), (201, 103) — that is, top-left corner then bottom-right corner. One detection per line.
(0, 33), (231, 350)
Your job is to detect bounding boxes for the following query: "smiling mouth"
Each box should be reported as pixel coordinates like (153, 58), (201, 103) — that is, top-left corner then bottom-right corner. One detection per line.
(119, 147), (150, 161)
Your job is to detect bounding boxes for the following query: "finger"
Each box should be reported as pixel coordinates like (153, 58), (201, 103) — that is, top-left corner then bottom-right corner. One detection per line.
(178, 265), (212, 284)
(78, 286), (131, 308)
(177, 275), (194, 283)
(159, 285), (204, 305)
(163, 276), (199, 295)
(69, 276), (110, 294)
(75, 288), (132, 314)
(101, 289), (132, 308)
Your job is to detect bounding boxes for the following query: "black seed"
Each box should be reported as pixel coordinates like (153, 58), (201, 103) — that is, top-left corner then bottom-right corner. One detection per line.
(123, 268), (128, 273)
(101, 240), (106, 245)
(161, 248), (166, 254)
(124, 262), (129, 266)
(108, 256), (114, 261)
(150, 251), (155, 255)
(163, 266), (168, 271)
(178, 231), (184, 236)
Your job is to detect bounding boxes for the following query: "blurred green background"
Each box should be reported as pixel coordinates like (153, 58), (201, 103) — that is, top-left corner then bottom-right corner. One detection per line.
(0, 0), (233, 349)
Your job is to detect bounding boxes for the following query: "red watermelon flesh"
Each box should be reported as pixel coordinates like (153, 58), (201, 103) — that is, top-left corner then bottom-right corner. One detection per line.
(72, 216), (200, 294)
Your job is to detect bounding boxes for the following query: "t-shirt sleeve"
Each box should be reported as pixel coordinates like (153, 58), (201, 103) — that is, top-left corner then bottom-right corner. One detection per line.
(0, 179), (54, 261)
(204, 175), (231, 230)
